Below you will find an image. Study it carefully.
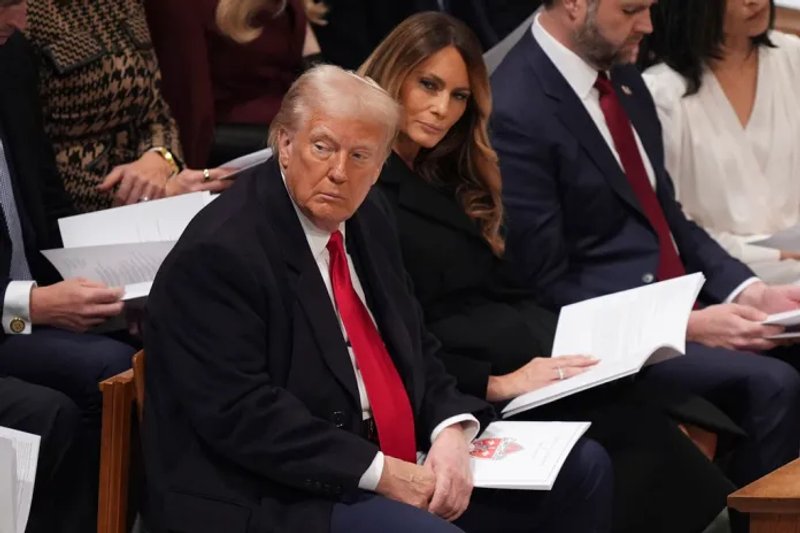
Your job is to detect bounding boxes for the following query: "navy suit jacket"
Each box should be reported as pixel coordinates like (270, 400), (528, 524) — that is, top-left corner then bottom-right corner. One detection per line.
(490, 30), (754, 310)
(143, 159), (493, 533)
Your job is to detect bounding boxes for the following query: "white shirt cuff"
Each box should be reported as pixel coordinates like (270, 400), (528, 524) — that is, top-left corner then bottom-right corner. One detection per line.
(725, 277), (761, 304)
(3, 281), (36, 334)
(358, 451), (384, 491)
(430, 414), (480, 445)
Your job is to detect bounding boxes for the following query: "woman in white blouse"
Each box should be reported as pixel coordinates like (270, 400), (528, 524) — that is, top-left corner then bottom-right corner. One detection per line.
(642, 0), (800, 284)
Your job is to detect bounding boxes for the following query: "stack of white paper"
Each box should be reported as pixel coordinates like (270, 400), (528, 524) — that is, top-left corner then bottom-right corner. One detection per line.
(43, 191), (216, 302)
(502, 273), (706, 418)
(0, 427), (40, 533)
(470, 421), (591, 490)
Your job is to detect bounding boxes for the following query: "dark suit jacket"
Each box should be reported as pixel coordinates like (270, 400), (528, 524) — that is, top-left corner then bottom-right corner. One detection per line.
(143, 159), (493, 533)
(0, 32), (74, 327)
(490, 30), (754, 310)
(377, 153), (557, 398)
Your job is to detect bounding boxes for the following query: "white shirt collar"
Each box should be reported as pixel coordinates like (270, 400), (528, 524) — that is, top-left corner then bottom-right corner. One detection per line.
(280, 168), (345, 261)
(531, 12), (601, 100)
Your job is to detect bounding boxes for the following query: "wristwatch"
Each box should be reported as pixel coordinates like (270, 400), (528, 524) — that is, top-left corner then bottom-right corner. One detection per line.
(148, 146), (181, 177)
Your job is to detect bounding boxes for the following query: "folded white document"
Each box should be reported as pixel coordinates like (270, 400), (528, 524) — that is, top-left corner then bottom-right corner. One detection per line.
(752, 224), (800, 252)
(0, 426), (40, 533)
(58, 191), (215, 248)
(219, 148), (273, 179)
(502, 273), (706, 418)
(470, 421), (591, 490)
(763, 309), (800, 339)
(40, 242), (172, 301)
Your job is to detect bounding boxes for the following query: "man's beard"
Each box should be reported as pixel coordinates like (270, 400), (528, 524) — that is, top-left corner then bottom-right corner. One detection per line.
(573, 4), (635, 71)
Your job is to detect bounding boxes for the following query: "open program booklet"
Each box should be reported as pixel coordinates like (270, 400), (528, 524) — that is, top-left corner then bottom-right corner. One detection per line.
(469, 421), (591, 490)
(502, 273), (706, 418)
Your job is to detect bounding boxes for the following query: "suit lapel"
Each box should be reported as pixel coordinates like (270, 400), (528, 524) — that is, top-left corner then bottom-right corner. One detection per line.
(523, 32), (646, 220)
(384, 153), (482, 241)
(345, 210), (420, 409)
(260, 161), (361, 405)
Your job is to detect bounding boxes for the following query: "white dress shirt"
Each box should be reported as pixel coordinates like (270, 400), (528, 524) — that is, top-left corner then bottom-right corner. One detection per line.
(0, 137), (35, 335)
(644, 31), (800, 284)
(281, 172), (479, 490)
(532, 15), (758, 300)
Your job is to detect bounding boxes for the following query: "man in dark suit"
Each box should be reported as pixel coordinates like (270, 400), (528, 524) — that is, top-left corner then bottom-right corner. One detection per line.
(0, 0), (133, 530)
(143, 64), (613, 533)
(490, 0), (800, 513)
(0, 0), (134, 422)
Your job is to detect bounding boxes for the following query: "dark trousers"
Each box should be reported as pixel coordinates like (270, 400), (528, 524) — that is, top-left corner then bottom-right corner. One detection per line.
(640, 343), (800, 487)
(641, 343), (800, 533)
(520, 384), (735, 533)
(330, 438), (613, 533)
(0, 327), (136, 532)
(0, 377), (93, 533)
(0, 327), (135, 427)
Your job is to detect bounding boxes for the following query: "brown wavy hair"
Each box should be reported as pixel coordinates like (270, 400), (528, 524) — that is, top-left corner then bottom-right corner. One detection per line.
(359, 11), (505, 256)
(216, 0), (327, 44)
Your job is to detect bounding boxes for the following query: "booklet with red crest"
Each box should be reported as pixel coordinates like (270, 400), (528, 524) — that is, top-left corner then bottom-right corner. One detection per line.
(470, 421), (591, 490)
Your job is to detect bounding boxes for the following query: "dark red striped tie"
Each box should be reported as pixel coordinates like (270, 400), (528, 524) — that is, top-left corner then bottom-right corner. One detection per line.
(594, 72), (686, 281)
(326, 230), (417, 462)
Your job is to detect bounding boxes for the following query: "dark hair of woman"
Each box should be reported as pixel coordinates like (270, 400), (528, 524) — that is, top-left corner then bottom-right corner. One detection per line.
(639, 0), (775, 95)
(359, 12), (505, 256)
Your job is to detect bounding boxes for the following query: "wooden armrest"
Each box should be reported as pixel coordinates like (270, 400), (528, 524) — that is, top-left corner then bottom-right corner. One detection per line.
(677, 423), (718, 461)
(728, 459), (800, 515)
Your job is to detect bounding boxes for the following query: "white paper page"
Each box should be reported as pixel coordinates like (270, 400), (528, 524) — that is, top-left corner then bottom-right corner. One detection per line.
(752, 224), (800, 252)
(58, 192), (212, 248)
(763, 308), (800, 327)
(41, 241), (175, 288)
(502, 274), (704, 417)
(470, 421), (591, 490)
(219, 148), (273, 179)
(122, 281), (153, 301)
(0, 427), (40, 533)
(0, 438), (15, 533)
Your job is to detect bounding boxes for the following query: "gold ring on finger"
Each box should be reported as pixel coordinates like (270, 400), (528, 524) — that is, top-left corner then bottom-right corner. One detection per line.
(202, 168), (211, 182)
(557, 367), (565, 380)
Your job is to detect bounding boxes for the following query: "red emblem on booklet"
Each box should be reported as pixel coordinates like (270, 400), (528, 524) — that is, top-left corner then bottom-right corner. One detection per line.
(469, 437), (524, 460)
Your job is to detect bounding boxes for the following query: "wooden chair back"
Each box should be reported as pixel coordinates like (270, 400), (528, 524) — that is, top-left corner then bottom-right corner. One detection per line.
(97, 349), (145, 533)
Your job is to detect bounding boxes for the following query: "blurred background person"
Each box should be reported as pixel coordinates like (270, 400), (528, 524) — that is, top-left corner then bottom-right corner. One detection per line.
(26, 0), (230, 212)
(642, 0), (800, 284)
(146, 0), (325, 168)
(361, 12), (736, 533)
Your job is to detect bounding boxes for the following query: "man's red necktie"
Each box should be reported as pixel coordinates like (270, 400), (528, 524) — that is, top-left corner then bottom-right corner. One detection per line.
(326, 230), (417, 462)
(594, 72), (686, 281)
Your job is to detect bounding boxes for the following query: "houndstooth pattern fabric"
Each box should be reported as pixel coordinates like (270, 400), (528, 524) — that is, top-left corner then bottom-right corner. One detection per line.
(26, 0), (183, 213)
(0, 139), (32, 280)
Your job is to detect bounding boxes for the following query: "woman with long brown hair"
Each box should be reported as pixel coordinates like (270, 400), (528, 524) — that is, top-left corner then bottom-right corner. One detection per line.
(363, 12), (736, 533)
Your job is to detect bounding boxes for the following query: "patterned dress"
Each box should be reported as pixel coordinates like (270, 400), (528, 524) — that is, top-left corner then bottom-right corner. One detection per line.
(26, 0), (183, 213)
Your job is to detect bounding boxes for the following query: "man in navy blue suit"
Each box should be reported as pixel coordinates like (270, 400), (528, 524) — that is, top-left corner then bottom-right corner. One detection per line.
(490, 0), (800, 511)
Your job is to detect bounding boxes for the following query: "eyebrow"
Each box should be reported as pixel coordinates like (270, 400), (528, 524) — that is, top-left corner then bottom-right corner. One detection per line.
(419, 72), (471, 94)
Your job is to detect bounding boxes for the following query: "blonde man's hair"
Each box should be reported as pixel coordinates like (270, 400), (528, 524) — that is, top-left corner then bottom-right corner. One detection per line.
(268, 65), (401, 156)
(216, 0), (327, 44)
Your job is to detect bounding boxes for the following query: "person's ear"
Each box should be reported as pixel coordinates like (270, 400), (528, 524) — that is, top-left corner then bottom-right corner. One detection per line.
(277, 130), (293, 169)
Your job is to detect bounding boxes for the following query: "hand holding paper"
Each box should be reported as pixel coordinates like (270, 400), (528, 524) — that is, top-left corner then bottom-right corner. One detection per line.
(687, 304), (782, 351)
(30, 279), (124, 333)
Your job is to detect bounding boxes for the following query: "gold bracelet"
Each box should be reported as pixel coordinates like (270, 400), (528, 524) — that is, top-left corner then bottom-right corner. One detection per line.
(148, 146), (180, 177)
